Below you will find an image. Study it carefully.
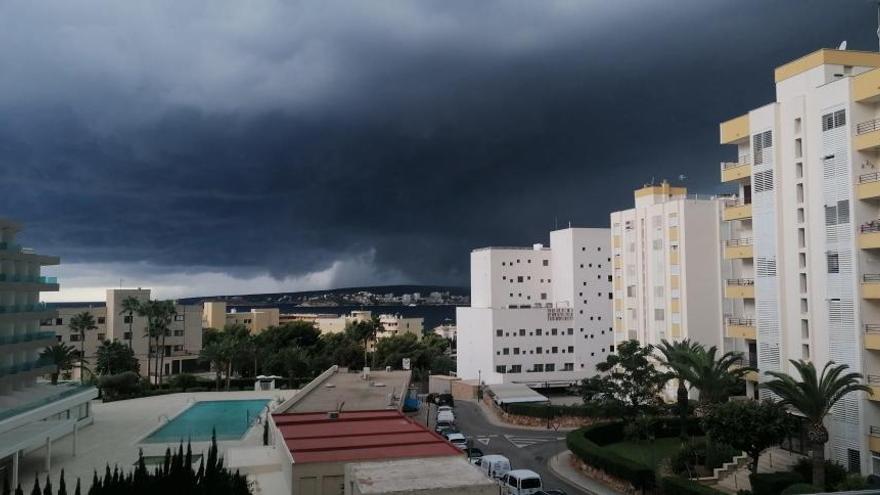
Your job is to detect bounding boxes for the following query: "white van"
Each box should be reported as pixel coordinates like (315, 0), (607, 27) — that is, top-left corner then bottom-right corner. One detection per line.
(500, 469), (542, 495)
(479, 454), (511, 480)
(446, 432), (468, 450)
(436, 410), (455, 423)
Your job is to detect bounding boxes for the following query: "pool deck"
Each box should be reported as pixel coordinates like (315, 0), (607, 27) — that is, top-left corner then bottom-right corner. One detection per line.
(15, 389), (296, 492)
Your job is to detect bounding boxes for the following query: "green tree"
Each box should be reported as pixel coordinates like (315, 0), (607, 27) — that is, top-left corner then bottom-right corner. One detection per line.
(138, 300), (176, 386)
(764, 360), (871, 489)
(345, 318), (381, 369)
(684, 346), (754, 411)
(579, 340), (666, 420)
(119, 296), (140, 351)
(95, 340), (139, 375)
(702, 399), (793, 474)
(68, 312), (97, 383)
(41, 343), (77, 384)
(317, 332), (364, 369)
(200, 341), (228, 391)
(656, 338), (702, 439)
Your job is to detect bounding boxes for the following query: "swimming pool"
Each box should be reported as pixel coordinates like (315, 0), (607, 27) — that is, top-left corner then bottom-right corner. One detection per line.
(142, 399), (270, 443)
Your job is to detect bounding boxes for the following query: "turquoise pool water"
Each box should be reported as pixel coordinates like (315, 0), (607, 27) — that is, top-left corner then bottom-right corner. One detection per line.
(142, 399), (269, 443)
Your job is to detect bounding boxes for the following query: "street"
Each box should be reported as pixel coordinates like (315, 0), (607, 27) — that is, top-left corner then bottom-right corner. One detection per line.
(426, 400), (589, 495)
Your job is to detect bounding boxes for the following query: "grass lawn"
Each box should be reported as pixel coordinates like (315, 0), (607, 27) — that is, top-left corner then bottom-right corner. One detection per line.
(604, 437), (688, 469)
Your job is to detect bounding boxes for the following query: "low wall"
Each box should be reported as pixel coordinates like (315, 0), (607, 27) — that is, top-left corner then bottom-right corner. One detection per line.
(481, 395), (600, 429)
(568, 454), (640, 495)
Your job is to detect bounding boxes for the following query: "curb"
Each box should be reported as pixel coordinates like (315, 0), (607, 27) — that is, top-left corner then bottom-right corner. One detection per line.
(547, 451), (619, 495)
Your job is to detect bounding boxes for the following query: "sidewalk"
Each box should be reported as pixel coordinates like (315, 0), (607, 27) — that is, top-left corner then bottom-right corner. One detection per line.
(548, 450), (623, 495)
(469, 398), (578, 432)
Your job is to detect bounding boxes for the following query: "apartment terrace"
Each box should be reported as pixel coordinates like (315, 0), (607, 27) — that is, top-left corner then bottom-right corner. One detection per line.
(720, 154), (752, 183)
(724, 237), (753, 259)
(724, 278), (755, 299)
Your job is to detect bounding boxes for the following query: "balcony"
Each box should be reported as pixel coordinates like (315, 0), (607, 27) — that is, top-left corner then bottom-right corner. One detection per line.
(0, 275), (58, 285)
(0, 303), (50, 316)
(0, 357), (53, 378)
(723, 202), (752, 221)
(0, 331), (55, 345)
(863, 274), (880, 299)
(720, 155), (752, 183)
(0, 242), (23, 253)
(858, 173), (880, 201)
(720, 114), (749, 145)
(868, 375), (880, 401)
(860, 222), (880, 249)
(866, 325), (880, 351)
(855, 68), (880, 103)
(725, 279), (755, 299)
(856, 118), (880, 152)
(726, 317), (756, 340)
(724, 238), (753, 259)
(733, 357), (759, 382)
(870, 426), (880, 452)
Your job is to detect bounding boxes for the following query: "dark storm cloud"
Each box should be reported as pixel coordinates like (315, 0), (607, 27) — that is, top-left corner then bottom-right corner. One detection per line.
(0, 0), (875, 290)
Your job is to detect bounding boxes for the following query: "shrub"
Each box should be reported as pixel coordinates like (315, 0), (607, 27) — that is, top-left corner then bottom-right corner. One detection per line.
(660, 476), (726, 495)
(791, 458), (848, 490)
(834, 473), (868, 491)
(670, 439), (738, 477)
(506, 402), (606, 418)
(98, 371), (141, 400)
(749, 472), (804, 495)
(567, 425), (656, 490)
(167, 373), (201, 391)
(780, 483), (821, 495)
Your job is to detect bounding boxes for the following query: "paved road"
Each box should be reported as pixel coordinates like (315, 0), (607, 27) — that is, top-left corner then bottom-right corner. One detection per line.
(432, 401), (588, 495)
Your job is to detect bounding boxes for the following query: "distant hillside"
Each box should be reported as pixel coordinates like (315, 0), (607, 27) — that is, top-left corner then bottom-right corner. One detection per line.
(176, 284), (469, 306)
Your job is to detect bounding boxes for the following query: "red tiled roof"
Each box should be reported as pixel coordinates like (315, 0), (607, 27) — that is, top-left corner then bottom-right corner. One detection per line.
(271, 409), (462, 464)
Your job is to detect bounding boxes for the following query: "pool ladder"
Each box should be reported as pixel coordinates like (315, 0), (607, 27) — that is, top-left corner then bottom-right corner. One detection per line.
(158, 414), (170, 424)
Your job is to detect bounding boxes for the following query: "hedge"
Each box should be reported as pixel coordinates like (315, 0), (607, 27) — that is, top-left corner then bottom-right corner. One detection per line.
(660, 476), (726, 495)
(566, 426), (656, 490)
(749, 472), (804, 495)
(506, 402), (606, 418)
(780, 483), (822, 495)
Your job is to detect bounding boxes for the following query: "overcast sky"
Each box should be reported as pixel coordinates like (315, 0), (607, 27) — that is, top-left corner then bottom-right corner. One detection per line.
(2, 0), (875, 301)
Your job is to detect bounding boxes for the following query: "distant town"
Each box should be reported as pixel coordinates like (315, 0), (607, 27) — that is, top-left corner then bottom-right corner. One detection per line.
(176, 285), (470, 308)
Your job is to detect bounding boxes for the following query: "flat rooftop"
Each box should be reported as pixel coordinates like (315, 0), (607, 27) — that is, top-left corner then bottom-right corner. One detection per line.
(488, 383), (549, 405)
(347, 457), (497, 494)
(277, 367), (411, 413)
(272, 410), (461, 464)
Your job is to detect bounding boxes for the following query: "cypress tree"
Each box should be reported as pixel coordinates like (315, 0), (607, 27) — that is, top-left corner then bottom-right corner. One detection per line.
(72, 479), (79, 495)
(3, 476), (10, 495)
(15, 483), (23, 495)
(162, 448), (171, 477)
(29, 475), (39, 495)
(58, 470), (67, 495)
(41, 475), (51, 495)
(88, 470), (99, 495)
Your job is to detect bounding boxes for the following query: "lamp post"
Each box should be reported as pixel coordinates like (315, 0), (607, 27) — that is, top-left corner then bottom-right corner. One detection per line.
(477, 370), (482, 400)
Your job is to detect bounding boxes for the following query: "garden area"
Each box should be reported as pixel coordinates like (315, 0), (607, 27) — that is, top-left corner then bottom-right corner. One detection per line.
(565, 339), (880, 494)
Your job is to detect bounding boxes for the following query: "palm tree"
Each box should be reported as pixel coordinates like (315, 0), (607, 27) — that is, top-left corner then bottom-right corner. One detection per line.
(200, 341), (227, 391)
(138, 300), (176, 386)
(764, 360), (871, 489)
(41, 343), (77, 384)
(68, 312), (97, 383)
(684, 346), (754, 410)
(119, 296), (140, 351)
(656, 339), (702, 439)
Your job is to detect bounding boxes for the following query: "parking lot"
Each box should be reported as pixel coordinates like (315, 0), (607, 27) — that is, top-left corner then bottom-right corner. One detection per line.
(418, 399), (587, 494)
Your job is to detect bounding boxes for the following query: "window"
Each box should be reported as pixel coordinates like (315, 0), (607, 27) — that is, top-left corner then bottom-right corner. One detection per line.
(533, 364), (544, 372)
(568, 346), (574, 353)
(827, 252), (840, 274)
(55, 318), (63, 325)
(123, 315), (132, 324)
(551, 328), (557, 336)
(496, 365), (506, 374)
(517, 276), (523, 283)
(496, 329), (503, 337)
(821, 109), (846, 131)
(535, 329), (542, 336)
(543, 259), (548, 266)
(753, 130), (772, 165)
(654, 309), (665, 321)
(519, 329), (526, 336)
(97, 317), (106, 324)
(567, 328), (573, 335)
(540, 293), (547, 300)
(513, 348), (520, 355)
(536, 347), (543, 354)
(552, 346), (558, 353)
(564, 363), (574, 371)
(609, 345), (615, 353)
(174, 330), (184, 337)
(545, 364), (555, 372)
(97, 333), (105, 341)
(70, 334), (80, 342)
(123, 332), (131, 340)
(509, 365), (521, 373)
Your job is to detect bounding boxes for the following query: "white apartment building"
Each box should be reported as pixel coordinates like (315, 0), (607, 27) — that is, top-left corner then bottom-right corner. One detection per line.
(456, 228), (613, 387)
(43, 289), (203, 378)
(610, 183), (726, 350)
(0, 218), (97, 488)
(719, 48), (880, 473)
(202, 301), (280, 334)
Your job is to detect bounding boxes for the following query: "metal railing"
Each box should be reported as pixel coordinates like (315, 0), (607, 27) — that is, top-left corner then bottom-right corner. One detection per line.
(733, 357), (759, 368)
(871, 425), (880, 437)
(867, 324), (880, 334)
(725, 200), (752, 208)
(0, 357), (53, 377)
(0, 275), (58, 284)
(864, 274), (880, 283)
(726, 278), (755, 286)
(860, 172), (880, 184)
(0, 303), (49, 315)
(726, 317), (756, 327)
(861, 221), (880, 234)
(726, 238), (753, 247)
(857, 118), (880, 135)
(0, 242), (22, 253)
(0, 384), (95, 423)
(866, 374), (880, 385)
(721, 154), (752, 170)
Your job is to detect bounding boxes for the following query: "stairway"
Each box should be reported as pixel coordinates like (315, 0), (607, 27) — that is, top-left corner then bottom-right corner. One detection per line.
(716, 447), (805, 493)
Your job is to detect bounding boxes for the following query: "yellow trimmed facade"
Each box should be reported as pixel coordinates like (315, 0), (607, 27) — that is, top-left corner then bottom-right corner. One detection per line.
(854, 67), (880, 103)
(720, 114), (749, 144)
(724, 244), (753, 259)
(725, 282), (755, 299)
(860, 232), (880, 250)
(863, 282), (880, 299)
(866, 332), (880, 351)
(723, 203), (752, 221)
(858, 179), (880, 200)
(721, 162), (752, 183)
(774, 49), (880, 82)
(726, 323), (756, 340)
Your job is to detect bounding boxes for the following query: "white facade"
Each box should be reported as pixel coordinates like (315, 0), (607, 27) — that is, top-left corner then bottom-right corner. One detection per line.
(457, 228), (613, 387)
(720, 48), (880, 473)
(0, 218), (98, 488)
(610, 184), (726, 350)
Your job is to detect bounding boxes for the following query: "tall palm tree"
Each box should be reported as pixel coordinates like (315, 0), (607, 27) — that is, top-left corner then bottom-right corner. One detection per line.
(200, 340), (227, 391)
(684, 346), (755, 412)
(764, 360), (871, 489)
(656, 338), (702, 439)
(68, 311), (97, 383)
(41, 343), (77, 384)
(119, 296), (140, 351)
(138, 300), (176, 386)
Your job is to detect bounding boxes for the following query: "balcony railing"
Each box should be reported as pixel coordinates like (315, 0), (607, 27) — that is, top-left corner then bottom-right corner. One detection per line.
(0, 303), (49, 315)
(858, 118), (880, 135)
(721, 154), (752, 170)
(726, 238), (753, 247)
(871, 426), (880, 437)
(861, 221), (880, 234)
(0, 331), (56, 345)
(867, 324), (880, 334)
(726, 278), (755, 287)
(865, 274), (880, 283)
(861, 172), (880, 184)
(0, 275), (58, 284)
(0, 357), (53, 377)
(867, 374), (880, 385)
(0, 384), (95, 423)
(0, 242), (23, 253)
(727, 317), (756, 327)
(733, 357), (759, 368)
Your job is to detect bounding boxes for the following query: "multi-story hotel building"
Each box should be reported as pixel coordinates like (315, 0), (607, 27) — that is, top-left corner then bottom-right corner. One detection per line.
(0, 218), (97, 488)
(456, 227), (612, 387)
(719, 48), (880, 473)
(281, 310), (424, 350)
(203, 301), (280, 334)
(610, 183), (727, 351)
(43, 289), (203, 378)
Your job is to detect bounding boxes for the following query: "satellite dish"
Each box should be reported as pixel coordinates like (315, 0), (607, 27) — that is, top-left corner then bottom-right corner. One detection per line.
(838, 40), (847, 50)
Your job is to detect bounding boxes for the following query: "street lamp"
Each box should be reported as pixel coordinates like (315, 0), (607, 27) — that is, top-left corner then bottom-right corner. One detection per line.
(477, 369), (482, 400)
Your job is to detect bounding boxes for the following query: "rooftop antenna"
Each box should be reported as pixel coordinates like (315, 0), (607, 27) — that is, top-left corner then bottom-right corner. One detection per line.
(877, 2), (880, 52)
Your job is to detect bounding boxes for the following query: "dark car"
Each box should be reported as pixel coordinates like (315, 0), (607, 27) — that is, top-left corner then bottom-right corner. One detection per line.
(536, 490), (568, 495)
(464, 447), (484, 458)
(437, 393), (454, 407)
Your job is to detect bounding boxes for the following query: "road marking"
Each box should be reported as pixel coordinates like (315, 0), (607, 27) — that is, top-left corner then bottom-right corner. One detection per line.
(503, 434), (556, 448)
(476, 437), (491, 445)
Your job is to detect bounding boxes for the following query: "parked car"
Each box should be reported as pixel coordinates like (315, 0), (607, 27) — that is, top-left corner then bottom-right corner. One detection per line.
(437, 393), (454, 407)
(464, 447), (484, 459)
(535, 490), (567, 495)
(500, 469), (543, 495)
(436, 410), (455, 423)
(479, 454), (511, 480)
(440, 429), (461, 439)
(434, 420), (454, 435)
(446, 432), (468, 450)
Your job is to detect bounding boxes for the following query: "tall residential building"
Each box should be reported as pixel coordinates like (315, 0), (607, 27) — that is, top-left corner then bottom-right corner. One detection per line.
(456, 228), (613, 387)
(610, 183), (727, 350)
(719, 48), (880, 473)
(43, 289), (203, 378)
(0, 218), (97, 488)
(202, 301), (280, 334)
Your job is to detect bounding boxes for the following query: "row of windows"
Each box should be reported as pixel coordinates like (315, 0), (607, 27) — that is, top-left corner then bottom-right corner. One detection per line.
(497, 328), (574, 337)
(501, 259), (549, 266)
(496, 363), (575, 374)
(498, 345), (575, 355)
